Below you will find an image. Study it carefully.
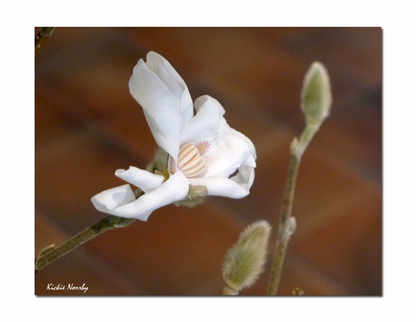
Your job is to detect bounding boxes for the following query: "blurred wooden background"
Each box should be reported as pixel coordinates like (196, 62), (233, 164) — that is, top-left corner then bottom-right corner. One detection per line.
(35, 27), (381, 295)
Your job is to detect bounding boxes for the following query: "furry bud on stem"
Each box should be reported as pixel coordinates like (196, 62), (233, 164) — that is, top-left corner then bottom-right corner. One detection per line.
(222, 220), (272, 295)
(301, 62), (332, 126)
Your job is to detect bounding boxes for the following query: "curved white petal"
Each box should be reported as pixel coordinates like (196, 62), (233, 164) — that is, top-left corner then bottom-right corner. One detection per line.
(112, 171), (189, 221)
(129, 59), (181, 160)
(115, 166), (164, 193)
(145, 52), (194, 131)
(204, 122), (256, 178)
(229, 164), (256, 193)
(179, 95), (225, 144)
(91, 184), (136, 214)
(188, 164), (255, 198)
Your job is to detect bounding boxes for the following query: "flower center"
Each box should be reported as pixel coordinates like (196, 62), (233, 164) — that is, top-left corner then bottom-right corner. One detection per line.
(176, 141), (210, 178)
(195, 140), (211, 156)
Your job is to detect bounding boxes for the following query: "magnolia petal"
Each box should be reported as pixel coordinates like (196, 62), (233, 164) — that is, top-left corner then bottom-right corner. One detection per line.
(115, 166), (164, 193)
(204, 122), (256, 178)
(91, 184), (136, 214)
(179, 95), (225, 145)
(129, 58), (181, 160)
(229, 164), (255, 193)
(188, 164), (255, 198)
(112, 171), (189, 221)
(145, 52), (194, 131)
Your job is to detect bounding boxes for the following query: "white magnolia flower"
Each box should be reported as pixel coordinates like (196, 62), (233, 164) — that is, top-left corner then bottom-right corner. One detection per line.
(91, 51), (256, 221)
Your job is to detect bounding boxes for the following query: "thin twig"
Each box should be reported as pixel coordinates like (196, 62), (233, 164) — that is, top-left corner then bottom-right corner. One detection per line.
(35, 215), (135, 272)
(266, 144), (300, 295)
(266, 124), (319, 295)
(266, 62), (332, 295)
(35, 27), (55, 55)
(35, 189), (142, 272)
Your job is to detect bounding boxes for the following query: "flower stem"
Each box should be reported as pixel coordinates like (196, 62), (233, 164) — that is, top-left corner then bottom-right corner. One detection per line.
(266, 123), (319, 295)
(35, 189), (142, 272)
(35, 215), (135, 272)
(35, 27), (55, 55)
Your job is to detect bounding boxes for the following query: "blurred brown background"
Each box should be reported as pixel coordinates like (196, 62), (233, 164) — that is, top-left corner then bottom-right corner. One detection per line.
(35, 27), (381, 295)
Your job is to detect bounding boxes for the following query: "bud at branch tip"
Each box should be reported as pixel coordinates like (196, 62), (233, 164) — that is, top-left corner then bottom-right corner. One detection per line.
(301, 62), (332, 126)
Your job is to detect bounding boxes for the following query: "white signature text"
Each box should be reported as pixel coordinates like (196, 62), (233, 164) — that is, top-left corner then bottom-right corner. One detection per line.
(46, 283), (89, 293)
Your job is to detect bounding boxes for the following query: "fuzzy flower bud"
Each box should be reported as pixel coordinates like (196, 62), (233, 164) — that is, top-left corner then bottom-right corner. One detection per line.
(222, 220), (272, 294)
(173, 184), (208, 207)
(301, 62), (332, 126)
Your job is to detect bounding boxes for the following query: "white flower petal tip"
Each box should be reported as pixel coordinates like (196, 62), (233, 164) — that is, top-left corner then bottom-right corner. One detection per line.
(91, 184), (136, 214)
(115, 166), (164, 193)
(128, 51), (193, 162)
